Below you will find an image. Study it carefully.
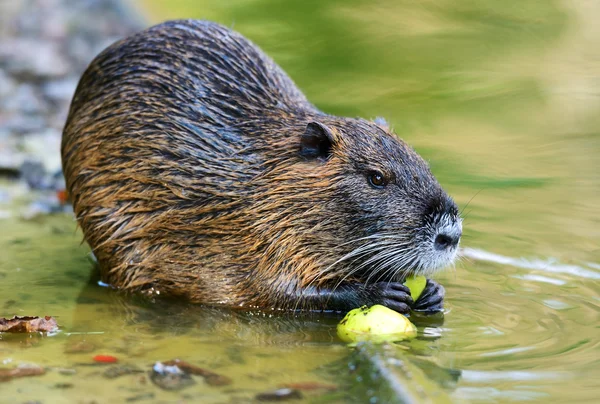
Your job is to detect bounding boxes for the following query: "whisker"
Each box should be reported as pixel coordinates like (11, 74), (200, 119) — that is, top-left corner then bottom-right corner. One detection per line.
(302, 236), (399, 301)
(460, 188), (483, 217)
(380, 249), (420, 283)
(329, 243), (397, 292)
(357, 244), (417, 287)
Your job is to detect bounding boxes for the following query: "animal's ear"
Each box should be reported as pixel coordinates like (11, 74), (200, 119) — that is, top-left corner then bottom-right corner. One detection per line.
(299, 122), (335, 160)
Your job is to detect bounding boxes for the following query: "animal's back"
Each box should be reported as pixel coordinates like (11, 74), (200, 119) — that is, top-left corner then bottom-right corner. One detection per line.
(62, 20), (317, 303)
(66, 20), (315, 124)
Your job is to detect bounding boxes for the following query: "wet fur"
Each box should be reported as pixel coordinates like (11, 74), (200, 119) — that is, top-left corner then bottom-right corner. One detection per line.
(62, 20), (456, 311)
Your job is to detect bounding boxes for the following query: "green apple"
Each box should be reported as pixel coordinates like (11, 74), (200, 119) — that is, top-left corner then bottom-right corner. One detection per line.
(403, 275), (427, 301)
(337, 305), (417, 343)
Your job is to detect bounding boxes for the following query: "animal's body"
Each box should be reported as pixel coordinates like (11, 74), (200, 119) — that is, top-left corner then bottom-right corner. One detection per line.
(62, 20), (462, 313)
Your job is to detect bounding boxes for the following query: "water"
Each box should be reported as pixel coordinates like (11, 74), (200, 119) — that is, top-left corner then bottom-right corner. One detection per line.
(2, 0), (599, 402)
(0, 201), (349, 402)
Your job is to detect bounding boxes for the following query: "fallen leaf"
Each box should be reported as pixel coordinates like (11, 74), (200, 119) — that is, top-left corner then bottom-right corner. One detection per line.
(57, 189), (69, 204)
(0, 316), (58, 333)
(93, 355), (118, 364)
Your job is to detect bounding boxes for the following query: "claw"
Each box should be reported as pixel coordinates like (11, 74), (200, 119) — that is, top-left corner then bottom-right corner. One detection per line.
(367, 282), (414, 314)
(412, 279), (445, 313)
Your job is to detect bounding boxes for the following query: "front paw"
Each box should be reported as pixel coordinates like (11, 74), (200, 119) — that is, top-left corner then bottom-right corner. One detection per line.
(412, 279), (445, 313)
(365, 282), (413, 314)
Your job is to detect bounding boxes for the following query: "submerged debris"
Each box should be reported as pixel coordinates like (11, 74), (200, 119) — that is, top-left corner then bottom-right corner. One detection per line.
(0, 364), (45, 382)
(53, 367), (77, 375)
(53, 382), (74, 389)
(149, 361), (195, 391)
(148, 359), (232, 391)
(64, 340), (96, 353)
(126, 392), (155, 402)
(161, 359), (232, 386)
(103, 365), (144, 379)
(256, 388), (303, 402)
(280, 381), (338, 392)
(0, 315), (58, 333)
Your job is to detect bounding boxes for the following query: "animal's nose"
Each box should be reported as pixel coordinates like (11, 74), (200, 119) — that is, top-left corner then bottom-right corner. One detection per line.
(433, 225), (462, 251)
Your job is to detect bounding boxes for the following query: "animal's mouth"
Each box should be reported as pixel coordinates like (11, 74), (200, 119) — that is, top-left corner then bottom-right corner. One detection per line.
(337, 212), (462, 283)
(382, 214), (463, 280)
(408, 216), (462, 277)
(354, 239), (460, 284)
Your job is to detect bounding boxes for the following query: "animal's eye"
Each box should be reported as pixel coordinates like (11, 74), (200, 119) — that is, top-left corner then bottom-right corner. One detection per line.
(367, 171), (387, 189)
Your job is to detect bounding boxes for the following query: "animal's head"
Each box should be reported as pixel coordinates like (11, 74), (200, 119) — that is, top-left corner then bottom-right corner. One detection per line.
(298, 117), (462, 281)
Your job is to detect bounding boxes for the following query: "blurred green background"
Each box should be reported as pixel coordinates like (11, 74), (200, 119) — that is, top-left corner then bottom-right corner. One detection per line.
(139, 0), (599, 264)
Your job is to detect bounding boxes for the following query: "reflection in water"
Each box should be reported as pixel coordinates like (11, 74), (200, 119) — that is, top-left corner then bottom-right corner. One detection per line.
(462, 247), (600, 280)
(70, 275), (343, 345)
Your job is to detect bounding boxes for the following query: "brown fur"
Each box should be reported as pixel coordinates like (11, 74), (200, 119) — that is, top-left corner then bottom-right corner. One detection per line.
(62, 20), (458, 311)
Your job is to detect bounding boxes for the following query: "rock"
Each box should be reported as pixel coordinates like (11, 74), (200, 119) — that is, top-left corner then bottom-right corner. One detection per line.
(64, 35), (95, 69)
(0, 0), (145, 216)
(20, 161), (49, 190)
(0, 39), (70, 80)
(2, 84), (47, 115)
(0, 70), (16, 99)
(38, 5), (68, 40)
(1, 114), (48, 135)
(0, 135), (25, 175)
(20, 129), (63, 173)
(43, 78), (78, 104)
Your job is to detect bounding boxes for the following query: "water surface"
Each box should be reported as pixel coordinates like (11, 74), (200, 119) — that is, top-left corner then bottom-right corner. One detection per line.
(1, 0), (599, 402)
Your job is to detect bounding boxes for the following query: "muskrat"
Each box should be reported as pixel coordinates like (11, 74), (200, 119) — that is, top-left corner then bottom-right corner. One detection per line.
(62, 20), (462, 314)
